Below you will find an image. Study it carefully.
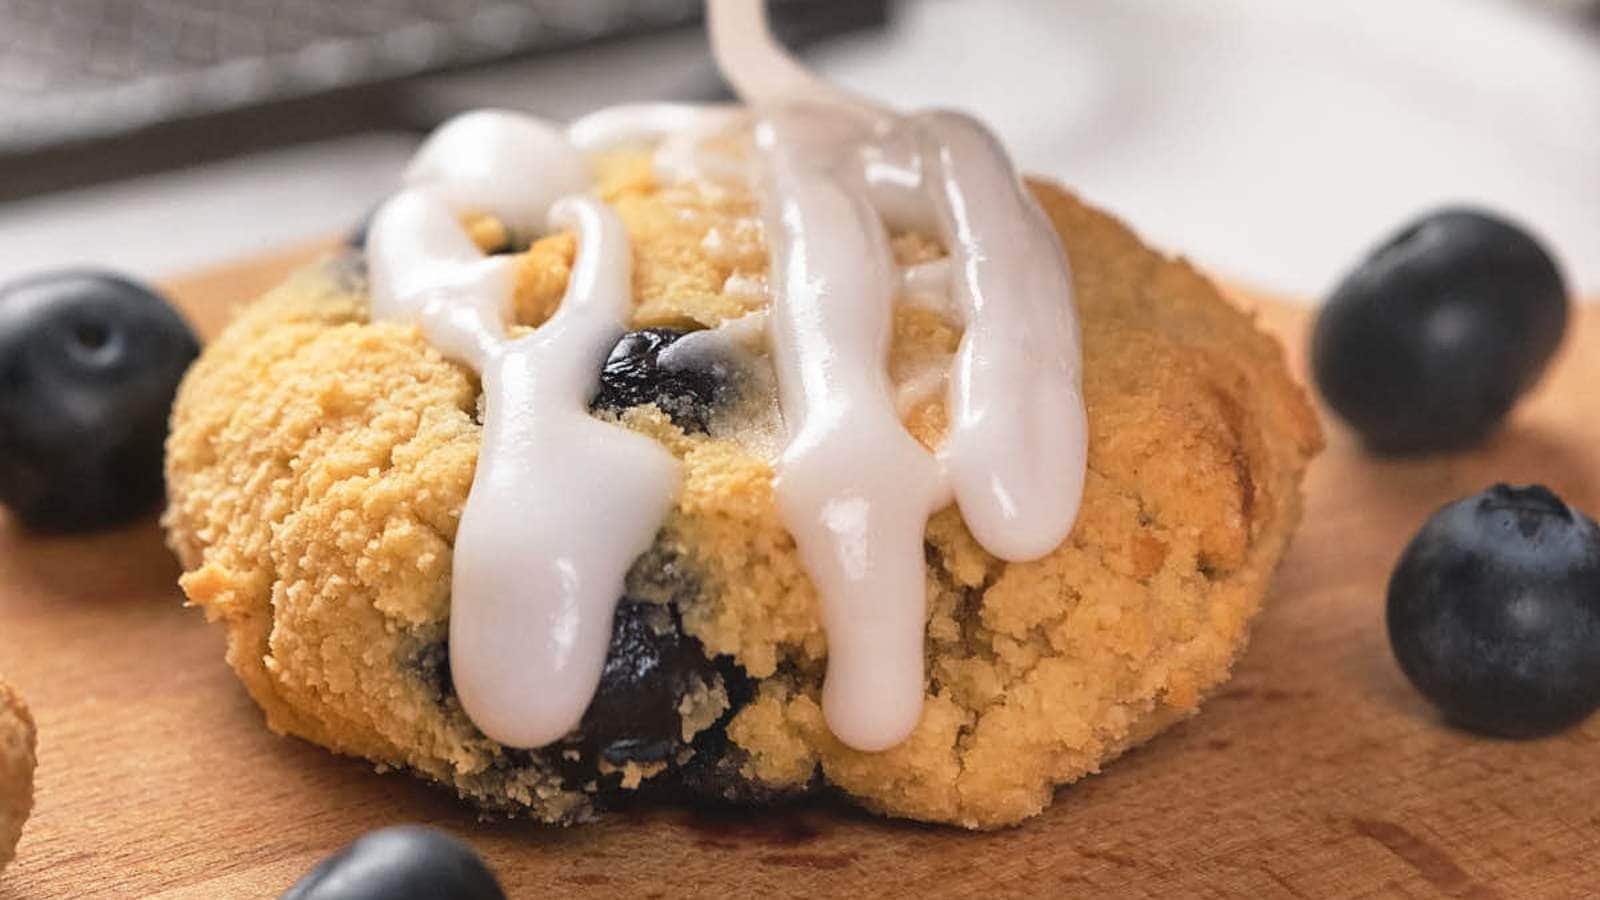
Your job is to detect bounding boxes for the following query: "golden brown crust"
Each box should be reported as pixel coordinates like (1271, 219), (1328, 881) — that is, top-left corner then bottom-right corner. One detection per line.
(0, 677), (36, 873)
(163, 162), (1320, 828)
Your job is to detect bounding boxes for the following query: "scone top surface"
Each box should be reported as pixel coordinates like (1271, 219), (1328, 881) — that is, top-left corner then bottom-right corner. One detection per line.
(165, 141), (1318, 826)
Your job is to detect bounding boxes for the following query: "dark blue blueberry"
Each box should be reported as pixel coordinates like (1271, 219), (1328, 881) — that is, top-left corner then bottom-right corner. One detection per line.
(1387, 483), (1600, 738)
(282, 826), (504, 900)
(590, 328), (731, 434)
(675, 668), (819, 808)
(402, 610), (691, 771)
(576, 599), (719, 766)
(1312, 209), (1568, 454)
(399, 539), (776, 808)
(0, 270), (199, 532)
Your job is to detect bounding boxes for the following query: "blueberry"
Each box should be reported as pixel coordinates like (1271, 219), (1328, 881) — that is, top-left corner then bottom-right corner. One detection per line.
(575, 599), (724, 766)
(1387, 483), (1600, 737)
(407, 606), (738, 776)
(0, 271), (199, 532)
(590, 328), (729, 433)
(281, 826), (504, 900)
(1312, 209), (1568, 454)
(675, 678), (819, 808)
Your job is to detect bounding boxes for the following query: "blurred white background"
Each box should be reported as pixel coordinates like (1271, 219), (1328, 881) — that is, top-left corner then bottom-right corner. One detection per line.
(823, 0), (1600, 298)
(1, 0), (1596, 300)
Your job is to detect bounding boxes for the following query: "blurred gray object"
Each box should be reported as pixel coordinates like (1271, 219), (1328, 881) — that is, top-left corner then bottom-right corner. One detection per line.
(0, 0), (886, 198)
(0, 0), (688, 154)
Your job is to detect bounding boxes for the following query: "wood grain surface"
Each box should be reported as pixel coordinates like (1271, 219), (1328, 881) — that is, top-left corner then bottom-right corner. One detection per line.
(1, 248), (1597, 899)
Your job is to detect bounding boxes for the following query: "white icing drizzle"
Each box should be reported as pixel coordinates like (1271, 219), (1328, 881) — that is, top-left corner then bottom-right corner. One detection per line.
(916, 113), (1086, 560)
(899, 259), (954, 316)
(707, 0), (1086, 749)
(368, 188), (513, 368)
(894, 363), (951, 417)
(656, 128), (749, 187)
(706, 0), (869, 113)
(569, 102), (751, 186)
(568, 102), (743, 153)
(368, 111), (681, 748)
(362, 3), (1087, 757)
(754, 109), (949, 750)
(657, 309), (786, 461)
(405, 110), (591, 230)
(664, 308), (771, 354)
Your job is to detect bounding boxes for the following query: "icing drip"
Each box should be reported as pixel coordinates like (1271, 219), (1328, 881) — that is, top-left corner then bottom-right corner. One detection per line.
(368, 112), (681, 748)
(899, 259), (954, 316)
(362, 2), (1087, 756)
(368, 189), (513, 367)
(656, 309), (786, 461)
(706, 0), (1086, 749)
(405, 109), (590, 231)
(894, 363), (950, 417)
(917, 113), (1086, 560)
(568, 103), (742, 152)
(452, 198), (681, 748)
(569, 103), (750, 187)
(758, 112), (951, 749)
(707, 0), (868, 112)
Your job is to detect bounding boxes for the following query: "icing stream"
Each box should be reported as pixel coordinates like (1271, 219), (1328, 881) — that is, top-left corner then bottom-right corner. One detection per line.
(369, 114), (680, 748)
(757, 111), (951, 749)
(365, 2), (1087, 755)
(917, 113), (1086, 561)
(710, 0), (1086, 749)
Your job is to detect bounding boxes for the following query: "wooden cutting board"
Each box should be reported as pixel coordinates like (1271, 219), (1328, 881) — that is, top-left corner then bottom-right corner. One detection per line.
(1, 246), (1597, 899)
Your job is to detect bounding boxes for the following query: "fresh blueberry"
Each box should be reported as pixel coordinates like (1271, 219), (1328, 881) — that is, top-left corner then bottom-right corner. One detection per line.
(0, 271), (199, 532)
(677, 725), (820, 808)
(404, 606), (737, 773)
(282, 825), (504, 900)
(575, 599), (726, 766)
(1387, 483), (1600, 737)
(674, 668), (818, 808)
(590, 328), (731, 434)
(1312, 209), (1568, 454)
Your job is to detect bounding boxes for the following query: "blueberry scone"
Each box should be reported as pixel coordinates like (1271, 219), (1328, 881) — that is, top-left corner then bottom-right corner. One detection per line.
(162, 3), (1320, 829)
(0, 677), (35, 873)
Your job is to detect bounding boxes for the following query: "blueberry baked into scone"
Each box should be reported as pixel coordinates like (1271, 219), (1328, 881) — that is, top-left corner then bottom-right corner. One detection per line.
(163, 2), (1320, 829)
(0, 676), (36, 873)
